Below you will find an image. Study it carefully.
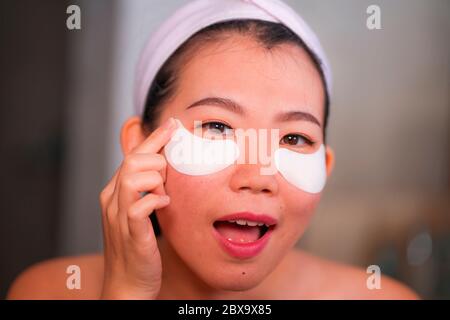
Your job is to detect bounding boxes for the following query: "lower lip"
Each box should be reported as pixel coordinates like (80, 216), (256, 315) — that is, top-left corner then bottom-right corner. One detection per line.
(212, 225), (274, 259)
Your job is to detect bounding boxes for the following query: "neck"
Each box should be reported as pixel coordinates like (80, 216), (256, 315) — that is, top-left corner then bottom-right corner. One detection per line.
(155, 236), (296, 299)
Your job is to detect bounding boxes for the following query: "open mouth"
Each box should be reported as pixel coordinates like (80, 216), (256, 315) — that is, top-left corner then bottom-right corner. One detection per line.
(211, 212), (277, 259)
(213, 219), (271, 243)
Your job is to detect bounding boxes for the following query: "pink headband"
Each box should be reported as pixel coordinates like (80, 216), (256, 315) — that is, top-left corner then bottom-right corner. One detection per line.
(134, 0), (332, 116)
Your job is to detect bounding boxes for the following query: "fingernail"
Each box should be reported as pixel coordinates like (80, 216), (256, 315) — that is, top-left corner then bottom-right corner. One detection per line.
(163, 117), (176, 130)
(160, 195), (170, 204)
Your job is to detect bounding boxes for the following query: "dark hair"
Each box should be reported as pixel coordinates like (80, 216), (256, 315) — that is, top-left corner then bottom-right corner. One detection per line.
(142, 19), (330, 237)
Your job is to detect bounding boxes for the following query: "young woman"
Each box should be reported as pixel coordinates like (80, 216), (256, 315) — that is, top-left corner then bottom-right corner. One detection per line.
(8, 0), (418, 299)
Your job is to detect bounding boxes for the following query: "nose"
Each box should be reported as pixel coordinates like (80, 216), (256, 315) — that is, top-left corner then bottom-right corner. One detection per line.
(229, 126), (279, 195)
(229, 163), (279, 195)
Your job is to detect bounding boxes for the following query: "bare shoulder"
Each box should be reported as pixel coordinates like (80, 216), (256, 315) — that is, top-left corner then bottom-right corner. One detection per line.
(7, 253), (104, 300)
(289, 249), (420, 300)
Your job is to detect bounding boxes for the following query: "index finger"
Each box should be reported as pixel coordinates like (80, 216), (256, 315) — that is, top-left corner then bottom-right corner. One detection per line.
(133, 117), (178, 154)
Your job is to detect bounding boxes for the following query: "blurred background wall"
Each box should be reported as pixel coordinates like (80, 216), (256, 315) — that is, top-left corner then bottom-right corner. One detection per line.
(0, 0), (449, 299)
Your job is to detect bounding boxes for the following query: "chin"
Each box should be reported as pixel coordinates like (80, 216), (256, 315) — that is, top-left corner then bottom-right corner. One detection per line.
(204, 272), (266, 292)
(192, 261), (271, 292)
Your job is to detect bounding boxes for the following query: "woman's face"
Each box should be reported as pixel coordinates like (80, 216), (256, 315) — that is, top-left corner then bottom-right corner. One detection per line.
(154, 34), (333, 291)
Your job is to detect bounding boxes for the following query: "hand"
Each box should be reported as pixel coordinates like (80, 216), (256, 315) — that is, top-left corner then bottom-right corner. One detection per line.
(99, 117), (177, 299)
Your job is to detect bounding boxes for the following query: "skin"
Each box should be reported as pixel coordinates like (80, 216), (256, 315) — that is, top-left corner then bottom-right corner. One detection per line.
(7, 35), (419, 300)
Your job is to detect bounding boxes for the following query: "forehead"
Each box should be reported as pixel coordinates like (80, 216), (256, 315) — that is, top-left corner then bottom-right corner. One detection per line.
(175, 35), (325, 121)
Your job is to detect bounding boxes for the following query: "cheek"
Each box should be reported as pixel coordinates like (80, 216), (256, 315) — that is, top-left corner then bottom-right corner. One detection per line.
(159, 166), (229, 231)
(279, 181), (321, 236)
(164, 167), (225, 206)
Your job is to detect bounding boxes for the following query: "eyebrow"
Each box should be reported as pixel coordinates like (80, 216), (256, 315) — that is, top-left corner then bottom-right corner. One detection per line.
(186, 96), (321, 127)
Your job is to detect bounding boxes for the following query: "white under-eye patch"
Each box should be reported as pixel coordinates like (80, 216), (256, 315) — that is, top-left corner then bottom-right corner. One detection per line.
(274, 144), (327, 194)
(164, 119), (240, 175)
(164, 119), (327, 193)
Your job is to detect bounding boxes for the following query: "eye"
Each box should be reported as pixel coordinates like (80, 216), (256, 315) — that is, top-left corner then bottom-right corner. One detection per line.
(199, 121), (234, 137)
(280, 134), (313, 147)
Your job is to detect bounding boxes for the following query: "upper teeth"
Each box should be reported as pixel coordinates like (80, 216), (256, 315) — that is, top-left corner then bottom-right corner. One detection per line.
(229, 219), (268, 227)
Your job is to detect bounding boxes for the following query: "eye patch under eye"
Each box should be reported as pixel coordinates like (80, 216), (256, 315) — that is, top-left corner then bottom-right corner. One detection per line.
(164, 119), (240, 175)
(164, 119), (327, 193)
(274, 145), (327, 194)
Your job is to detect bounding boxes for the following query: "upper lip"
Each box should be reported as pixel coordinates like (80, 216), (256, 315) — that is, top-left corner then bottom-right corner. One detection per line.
(214, 211), (278, 226)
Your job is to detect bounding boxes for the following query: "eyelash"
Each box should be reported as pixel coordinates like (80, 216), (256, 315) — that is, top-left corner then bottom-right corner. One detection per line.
(200, 121), (233, 135)
(199, 121), (315, 146)
(281, 133), (314, 147)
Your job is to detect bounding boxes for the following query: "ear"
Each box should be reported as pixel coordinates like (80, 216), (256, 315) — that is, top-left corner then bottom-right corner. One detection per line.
(120, 116), (147, 156)
(325, 145), (335, 177)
